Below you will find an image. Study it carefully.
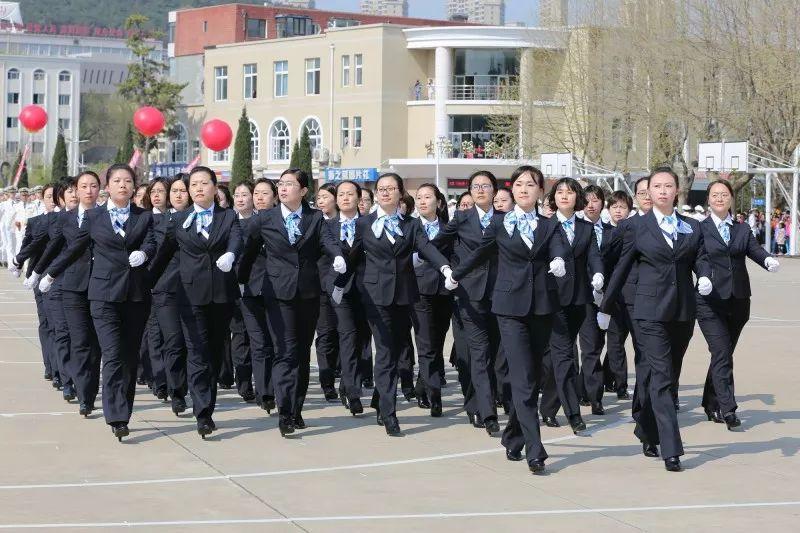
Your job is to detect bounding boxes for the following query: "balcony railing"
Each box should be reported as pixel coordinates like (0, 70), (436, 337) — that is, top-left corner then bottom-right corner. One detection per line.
(408, 75), (520, 102)
(449, 84), (519, 101)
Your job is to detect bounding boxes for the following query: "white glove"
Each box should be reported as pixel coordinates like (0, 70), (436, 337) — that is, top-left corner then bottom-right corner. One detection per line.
(597, 312), (611, 331)
(591, 273), (604, 292)
(24, 272), (41, 290)
(239, 284), (245, 297)
(128, 250), (147, 268)
(331, 286), (344, 305)
(697, 276), (712, 296)
(10, 265), (21, 278)
(38, 274), (54, 293)
(216, 252), (235, 273)
(412, 252), (425, 268)
(440, 265), (458, 291)
(332, 255), (347, 274)
(548, 257), (566, 278)
(765, 257), (780, 273)
(592, 289), (604, 307)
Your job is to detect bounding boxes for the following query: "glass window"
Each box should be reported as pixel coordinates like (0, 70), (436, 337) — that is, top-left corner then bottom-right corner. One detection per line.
(274, 60), (288, 97)
(214, 66), (228, 101)
(341, 55), (350, 87)
(211, 148), (229, 162)
(249, 120), (260, 162)
(269, 120), (290, 161)
(58, 118), (70, 130)
(58, 94), (70, 105)
(340, 117), (349, 149)
(33, 69), (45, 81)
(6, 141), (19, 153)
(7, 69), (19, 80)
(246, 18), (266, 39)
(305, 58), (320, 95)
(33, 93), (45, 104)
(32, 142), (44, 154)
(203, 21), (208, 33)
(354, 54), (363, 86)
(7, 92), (19, 104)
(58, 71), (71, 82)
(191, 140), (201, 158)
(6, 117), (18, 128)
(171, 124), (188, 163)
(352, 116), (362, 148)
(301, 118), (322, 153)
(243, 63), (257, 99)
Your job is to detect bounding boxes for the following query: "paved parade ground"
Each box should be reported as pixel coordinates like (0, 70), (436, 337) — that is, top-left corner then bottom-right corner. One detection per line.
(0, 262), (798, 531)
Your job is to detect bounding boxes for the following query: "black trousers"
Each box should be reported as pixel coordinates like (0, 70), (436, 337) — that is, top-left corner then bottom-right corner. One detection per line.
(265, 296), (319, 418)
(540, 304), (585, 418)
(44, 284), (72, 387)
(412, 294), (452, 401)
(603, 303), (630, 393)
(632, 319), (692, 458)
(398, 327), (416, 394)
(137, 327), (152, 385)
(578, 303), (605, 404)
(34, 288), (54, 377)
(218, 326), (235, 388)
(230, 300), (254, 397)
(451, 298), (469, 390)
(333, 290), (370, 402)
(63, 290), (100, 407)
(152, 293), (188, 400)
(316, 293), (340, 393)
(90, 300), (149, 425)
(239, 295), (275, 404)
(180, 302), (233, 421)
(368, 303), (412, 418)
(457, 297), (499, 421)
(497, 312), (553, 463)
(146, 306), (167, 394)
(697, 296), (750, 415)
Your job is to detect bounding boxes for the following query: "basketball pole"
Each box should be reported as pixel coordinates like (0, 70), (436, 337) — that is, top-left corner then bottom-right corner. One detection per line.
(790, 145), (799, 255)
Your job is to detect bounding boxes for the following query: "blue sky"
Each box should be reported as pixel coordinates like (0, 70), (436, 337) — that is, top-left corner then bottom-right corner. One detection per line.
(315, 0), (540, 25)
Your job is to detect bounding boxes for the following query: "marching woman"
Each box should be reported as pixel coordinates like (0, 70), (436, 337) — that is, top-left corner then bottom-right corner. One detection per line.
(150, 174), (192, 416)
(335, 173), (456, 436)
(410, 183), (454, 417)
(315, 183), (341, 401)
(598, 168), (712, 472)
(150, 166), (241, 438)
(216, 184), (236, 390)
(327, 180), (369, 416)
(32, 173), (102, 416)
(40, 164), (156, 441)
(451, 165), (567, 474)
(238, 168), (345, 437)
(237, 178), (277, 413)
(493, 186), (514, 212)
(697, 180), (779, 430)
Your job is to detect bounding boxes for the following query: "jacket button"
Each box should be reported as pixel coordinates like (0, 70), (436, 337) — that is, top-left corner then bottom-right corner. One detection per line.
(671, 281), (676, 285)
(294, 265), (299, 269)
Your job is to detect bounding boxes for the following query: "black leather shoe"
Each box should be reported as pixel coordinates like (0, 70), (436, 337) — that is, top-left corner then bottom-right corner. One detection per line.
(112, 423), (129, 442)
(376, 412), (384, 426)
(197, 419), (213, 439)
(605, 383), (616, 393)
(209, 418), (217, 431)
(705, 409), (724, 423)
(324, 389), (338, 402)
(484, 417), (501, 435)
(403, 389), (417, 402)
(542, 416), (560, 428)
(52, 376), (62, 389)
(263, 398), (276, 414)
(664, 456), (682, 472)
(362, 378), (374, 388)
(79, 403), (92, 417)
(579, 399), (591, 407)
(62, 384), (76, 402)
(528, 459), (546, 474)
(467, 412), (485, 428)
(334, 368), (342, 379)
(430, 399), (442, 418)
(384, 415), (402, 436)
(617, 390), (631, 400)
(278, 416), (295, 437)
(724, 412), (741, 430)
(505, 449), (523, 461)
(154, 387), (168, 401)
(218, 381), (234, 390)
(642, 443), (659, 457)
(241, 389), (256, 403)
(339, 390), (350, 409)
(349, 398), (363, 416)
(172, 397), (187, 416)
(417, 394), (431, 409)
(136, 376), (146, 386)
(591, 402), (605, 415)
(293, 414), (306, 430)
(44, 372), (53, 381)
(569, 414), (586, 434)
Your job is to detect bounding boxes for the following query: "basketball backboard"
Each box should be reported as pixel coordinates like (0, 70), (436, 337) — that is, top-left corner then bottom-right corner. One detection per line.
(697, 141), (748, 172)
(540, 153), (573, 178)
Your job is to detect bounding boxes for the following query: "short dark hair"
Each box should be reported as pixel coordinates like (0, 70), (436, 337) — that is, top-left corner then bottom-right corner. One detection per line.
(468, 170), (498, 194)
(234, 180), (255, 194)
(706, 179), (734, 214)
(254, 177), (278, 198)
(216, 183), (233, 207)
(106, 163), (137, 187)
(189, 165), (218, 185)
(400, 193), (415, 214)
(54, 176), (77, 203)
(548, 177), (586, 211)
(41, 182), (55, 198)
(583, 184), (605, 205)
(377, 172), (405, 196)
(608, 190), (633, 210)
(457, 191), (473, 207)
(319, 183), (337, 197)
(335, 179), (362, 199)
(280, 168), (310, 189)
(634, 176), (649, 192)
(510, 165), (545, 189)
(168, 174), (193, 208)
(360, 187), (374, 203)
(144, 177), (170, 210)
(75, 170), (101, 188)
(417, 182), (449, 223)
(649, 166), (680, 188)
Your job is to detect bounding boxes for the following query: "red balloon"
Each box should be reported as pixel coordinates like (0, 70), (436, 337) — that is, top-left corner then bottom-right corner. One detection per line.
(200, 119), (233, 152)
(18, 105), (48, 133)
(133, 106), (165, 137)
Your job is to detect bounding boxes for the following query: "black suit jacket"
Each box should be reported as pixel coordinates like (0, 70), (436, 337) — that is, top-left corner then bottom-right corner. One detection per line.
(38, 209), (94, 293)
(415, 217), (454, 296)
(234, 213), (269, 298)
(150, 205), (241, 306)
(15, 212), (49, 275)
(452, 212), (565, 317)
(318, 214), (365, 296)
(554, 216), (605, 306)
(700, 217), (770, 300)
(434, 207), (498, 302)
(238, 204), (340, 301)
(605, 215), (641, 305)
(338, 211), (450, 307)
(49, 204), (155, 303)
(601, 210), (710, 322)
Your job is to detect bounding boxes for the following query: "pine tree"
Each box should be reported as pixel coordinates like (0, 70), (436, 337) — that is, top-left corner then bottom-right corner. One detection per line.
(117, 123), (135, 163)
(12, 151), (28, 188)
(51, 132), (69, 180)
(298, 128), (315, 198)
(230, 108), (253, 188)
(289, 140), (301, 169)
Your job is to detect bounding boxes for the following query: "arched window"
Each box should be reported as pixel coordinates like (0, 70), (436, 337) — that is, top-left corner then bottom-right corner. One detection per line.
(249, 120), (260, 163)
(33, 69), (45, 81)
(301, 117), (323, 154)
(269, 119), (290, 162)
(58, 71), (71, 82)
(171, 123), (188, 163)
(7, 68), (19, 80)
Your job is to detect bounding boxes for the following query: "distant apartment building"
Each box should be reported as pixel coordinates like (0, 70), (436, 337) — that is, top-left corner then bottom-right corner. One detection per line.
(360, 0), (409, 17)
(447, 0), (505, 26)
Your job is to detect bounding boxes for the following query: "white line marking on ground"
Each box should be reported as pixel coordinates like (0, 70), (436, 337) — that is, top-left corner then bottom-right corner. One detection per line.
(1, 501), (799, 528)
(0, 418), (630, 490)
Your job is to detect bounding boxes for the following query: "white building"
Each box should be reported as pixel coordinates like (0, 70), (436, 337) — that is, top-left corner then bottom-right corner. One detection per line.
(446, 0), (505, 26)
(360, 0), (409, 17)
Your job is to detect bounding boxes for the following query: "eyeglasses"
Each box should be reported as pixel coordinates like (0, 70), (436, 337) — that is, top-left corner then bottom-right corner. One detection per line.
(709, 192), (731, 200)
(635, 191), (650, 197)
(276, 180), (300, 189)
(377, 187), (398, 195)
(470, 184), (494, 192)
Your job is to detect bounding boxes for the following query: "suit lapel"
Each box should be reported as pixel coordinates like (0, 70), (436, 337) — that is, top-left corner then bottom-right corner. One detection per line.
(703, 217), (727, 248)
(294, 205), (315, 249)
(645, 211), (675, 256)
(529, 217), (550, 258)
(205, 205), (226, 248)
(123, 206), (141, 248)
(271, 208), (291, 244)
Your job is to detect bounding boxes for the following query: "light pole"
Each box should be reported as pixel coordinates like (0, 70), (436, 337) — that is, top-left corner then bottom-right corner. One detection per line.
(64, 136), (89, 175)
(434, 135), (448, 191)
